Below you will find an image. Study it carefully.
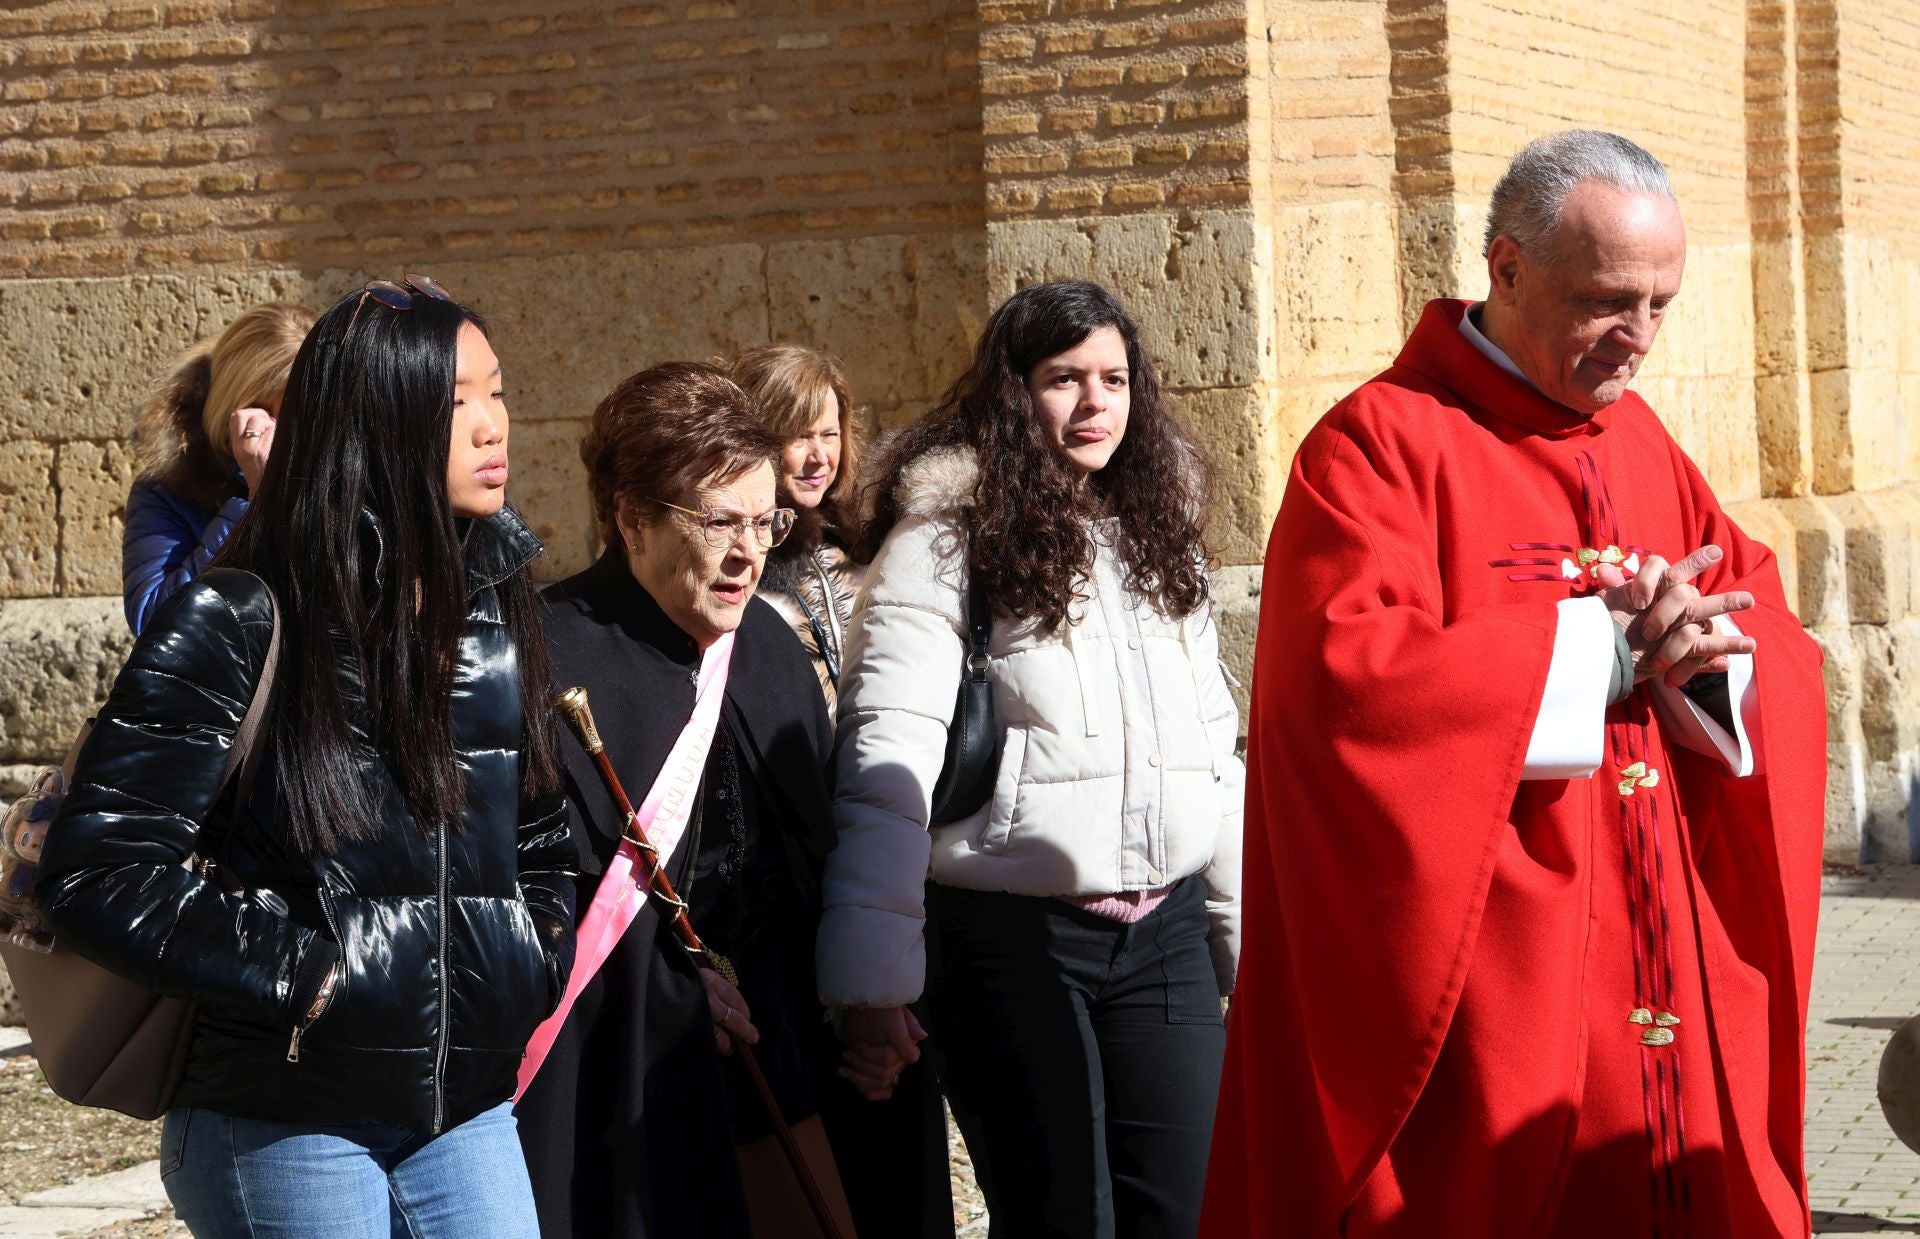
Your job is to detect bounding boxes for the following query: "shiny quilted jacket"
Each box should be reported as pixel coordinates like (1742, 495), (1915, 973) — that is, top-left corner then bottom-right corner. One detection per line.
(38, 511), (575, 1135)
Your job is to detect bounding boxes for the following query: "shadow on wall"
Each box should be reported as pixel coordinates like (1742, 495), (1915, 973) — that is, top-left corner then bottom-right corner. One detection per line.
(236, 3), (990, 582)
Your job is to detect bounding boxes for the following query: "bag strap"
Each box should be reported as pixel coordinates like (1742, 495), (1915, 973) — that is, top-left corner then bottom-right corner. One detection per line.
(790, 587), (842, 688)
(221, 580), (283, 814)
(197, 579), (282, 869)
(58, 581), (281, 804)
(963, 574), (990, 684)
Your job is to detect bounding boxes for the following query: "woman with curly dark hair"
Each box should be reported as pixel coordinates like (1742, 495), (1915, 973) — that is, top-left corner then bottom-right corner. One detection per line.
(818, 280), (1244, 1237)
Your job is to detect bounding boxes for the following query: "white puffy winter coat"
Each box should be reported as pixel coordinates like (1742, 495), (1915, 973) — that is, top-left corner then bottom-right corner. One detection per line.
(816, 446), (1244, 1010)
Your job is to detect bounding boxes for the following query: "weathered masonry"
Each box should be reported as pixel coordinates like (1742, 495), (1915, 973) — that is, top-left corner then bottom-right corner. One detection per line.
(2, 0), (1917, 861)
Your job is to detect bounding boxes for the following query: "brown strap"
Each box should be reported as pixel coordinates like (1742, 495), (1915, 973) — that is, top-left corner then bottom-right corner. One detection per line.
(195, 577), (281, 871)
(221, 578), (282, 815)
(58, 580), (282, 807)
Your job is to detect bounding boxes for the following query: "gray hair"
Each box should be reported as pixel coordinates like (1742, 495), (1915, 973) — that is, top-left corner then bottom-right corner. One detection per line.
(1482, 130), (1674, 260)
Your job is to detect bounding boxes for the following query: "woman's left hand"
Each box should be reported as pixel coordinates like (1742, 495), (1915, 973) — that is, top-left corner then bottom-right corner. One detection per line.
(700, 966), (760, 1056)
(228, 406), (276, 496)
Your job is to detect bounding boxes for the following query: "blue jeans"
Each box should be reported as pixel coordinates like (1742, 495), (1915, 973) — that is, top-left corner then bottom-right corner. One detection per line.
(160, 1101), (538, 1239)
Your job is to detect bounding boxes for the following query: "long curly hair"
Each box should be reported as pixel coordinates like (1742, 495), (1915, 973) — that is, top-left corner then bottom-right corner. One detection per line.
(863, 280), (1213, 633)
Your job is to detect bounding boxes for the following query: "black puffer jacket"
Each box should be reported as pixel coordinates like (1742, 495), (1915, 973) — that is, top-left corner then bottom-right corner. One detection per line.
(38, 510), (576, 1136)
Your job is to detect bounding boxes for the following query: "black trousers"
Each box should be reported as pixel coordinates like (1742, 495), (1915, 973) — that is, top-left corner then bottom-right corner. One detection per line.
(819, 1028), (955, 1239)
(927, 877), (1226, 1239)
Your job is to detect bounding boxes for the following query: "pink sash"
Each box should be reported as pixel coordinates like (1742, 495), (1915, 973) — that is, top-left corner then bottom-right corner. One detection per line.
(515, 631), (736, 1100)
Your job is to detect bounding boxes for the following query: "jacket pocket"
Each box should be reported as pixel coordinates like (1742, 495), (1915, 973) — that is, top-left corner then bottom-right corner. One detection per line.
(976, 726), (1028, 853)
(285, 952), (343, 1063)
(453, 898), (555, 1050)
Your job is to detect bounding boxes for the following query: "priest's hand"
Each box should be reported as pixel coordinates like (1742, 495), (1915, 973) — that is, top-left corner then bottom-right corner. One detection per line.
(1597, 545), (1757, 687)
(837, 1005), (926, 1101)
(699, 966), (760, 1057)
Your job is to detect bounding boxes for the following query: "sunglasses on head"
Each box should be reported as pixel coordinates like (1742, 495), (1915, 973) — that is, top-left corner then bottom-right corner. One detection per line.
(341, 272), (454, 341)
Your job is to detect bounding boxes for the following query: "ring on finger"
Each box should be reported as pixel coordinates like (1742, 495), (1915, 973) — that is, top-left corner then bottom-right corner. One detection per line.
(717, 1005), (733, 1026)
(240, 429), (264, 439)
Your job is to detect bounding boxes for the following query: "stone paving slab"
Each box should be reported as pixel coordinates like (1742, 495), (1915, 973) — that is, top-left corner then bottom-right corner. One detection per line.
(1811, 867), (1920, 1234)
(0, 1205), (147, 1237)
(19, 1162), (162, 1212)
(0, 1029), (28, 1056)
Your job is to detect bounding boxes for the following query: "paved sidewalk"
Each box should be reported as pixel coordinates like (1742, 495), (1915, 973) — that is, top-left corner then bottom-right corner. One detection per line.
(3, 867), (1920, 1235)
(1811, 866), (1920, 1234)
(0, 1162), (165, 1238)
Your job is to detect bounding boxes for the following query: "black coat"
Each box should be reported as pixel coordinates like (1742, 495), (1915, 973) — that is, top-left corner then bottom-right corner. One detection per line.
(517, 548), (837, 1239)
(38, 511), (577, 1136)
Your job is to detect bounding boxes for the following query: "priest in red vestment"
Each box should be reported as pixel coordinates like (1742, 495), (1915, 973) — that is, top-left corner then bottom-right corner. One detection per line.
(1203, 130), (1827, 1237)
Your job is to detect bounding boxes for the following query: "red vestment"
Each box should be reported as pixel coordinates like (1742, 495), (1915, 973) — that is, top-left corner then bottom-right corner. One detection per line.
(1202, 301), (1827, 1238)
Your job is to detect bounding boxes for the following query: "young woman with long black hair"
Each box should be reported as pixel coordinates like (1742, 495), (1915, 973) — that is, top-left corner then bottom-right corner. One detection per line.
(37, 277), (575, 1238)
(820, 280), (1243, 1238)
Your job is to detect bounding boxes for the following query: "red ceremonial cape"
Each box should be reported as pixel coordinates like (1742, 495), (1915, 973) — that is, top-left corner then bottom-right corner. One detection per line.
(1202, 301), (1826, 1238)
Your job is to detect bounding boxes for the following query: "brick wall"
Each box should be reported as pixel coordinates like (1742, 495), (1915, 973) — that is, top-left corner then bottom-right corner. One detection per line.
(0, 0), (983, 276)
(975, 0), (1249, 217)
(1831, 0), (1920, 490)
(1256, 0), (1405, 548)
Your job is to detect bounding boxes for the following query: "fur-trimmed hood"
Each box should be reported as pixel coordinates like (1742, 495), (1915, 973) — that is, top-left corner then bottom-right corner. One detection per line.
(133, 339), (242, 514)
(892, 444), (980, 523)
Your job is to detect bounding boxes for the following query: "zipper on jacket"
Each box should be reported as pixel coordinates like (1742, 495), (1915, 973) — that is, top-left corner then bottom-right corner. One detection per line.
(317, 882), (343, 942)
(287, 963), (340, 1063)
(287, 1003), (327, 1062)
(289, 884), (346, 1063)
(432, 816), (450, 1134)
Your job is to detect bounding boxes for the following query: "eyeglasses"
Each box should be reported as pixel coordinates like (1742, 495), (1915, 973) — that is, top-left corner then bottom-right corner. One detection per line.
(650, 498), (795, 550)
(341, 272), (454, 341)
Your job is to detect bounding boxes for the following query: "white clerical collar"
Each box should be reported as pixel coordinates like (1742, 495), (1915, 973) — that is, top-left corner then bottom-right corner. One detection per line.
(1458, 302), (1533, 388)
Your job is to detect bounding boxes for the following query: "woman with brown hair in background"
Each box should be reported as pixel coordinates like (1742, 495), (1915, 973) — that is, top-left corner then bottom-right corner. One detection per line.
(732, 343), (955, 1237)
(122, 301), (316, 634)
(730, 344), (866, 713)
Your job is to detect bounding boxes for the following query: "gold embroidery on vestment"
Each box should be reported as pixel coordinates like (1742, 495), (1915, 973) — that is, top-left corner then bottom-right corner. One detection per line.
(1618, 761), (1661, 797)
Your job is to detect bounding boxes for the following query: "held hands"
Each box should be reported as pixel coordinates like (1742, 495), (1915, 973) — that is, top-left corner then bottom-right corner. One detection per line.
(699, 966), (760, 1057)
(1593, 544), (1757, 688)
(837, 1004), (927, 1102)
(228, 406), (277, 496)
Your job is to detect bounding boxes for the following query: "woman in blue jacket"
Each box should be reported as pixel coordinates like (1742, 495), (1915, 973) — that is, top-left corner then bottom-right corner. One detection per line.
(122, 302), (315, 634)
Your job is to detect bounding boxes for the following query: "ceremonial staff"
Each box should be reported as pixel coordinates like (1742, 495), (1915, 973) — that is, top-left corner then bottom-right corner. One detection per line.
(556, 686), (847, 1239)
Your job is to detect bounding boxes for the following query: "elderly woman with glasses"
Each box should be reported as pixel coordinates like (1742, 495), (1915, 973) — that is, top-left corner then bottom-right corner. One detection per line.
(515, 362), (859, 1239)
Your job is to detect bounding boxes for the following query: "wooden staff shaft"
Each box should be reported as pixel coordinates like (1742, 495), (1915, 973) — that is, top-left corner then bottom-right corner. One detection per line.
(557, 688), (846, 1239)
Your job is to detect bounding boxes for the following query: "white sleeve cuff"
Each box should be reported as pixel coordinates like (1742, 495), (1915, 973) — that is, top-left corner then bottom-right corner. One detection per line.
(1522, 596), (1615, 780)
(1651, 614), (1758, 777)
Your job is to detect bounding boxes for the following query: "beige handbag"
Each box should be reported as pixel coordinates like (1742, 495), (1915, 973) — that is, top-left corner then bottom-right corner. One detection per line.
(0, 581), (281, 1120)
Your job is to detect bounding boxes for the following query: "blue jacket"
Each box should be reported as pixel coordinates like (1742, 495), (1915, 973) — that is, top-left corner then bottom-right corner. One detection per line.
(122, 478), (248, 635)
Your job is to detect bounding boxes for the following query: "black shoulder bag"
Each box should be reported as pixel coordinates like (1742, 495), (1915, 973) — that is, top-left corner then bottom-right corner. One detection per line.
(928, 575), (995, 825)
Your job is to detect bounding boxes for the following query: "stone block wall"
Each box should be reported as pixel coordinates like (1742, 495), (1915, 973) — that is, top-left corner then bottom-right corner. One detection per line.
(3, 0), (1920, 865)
